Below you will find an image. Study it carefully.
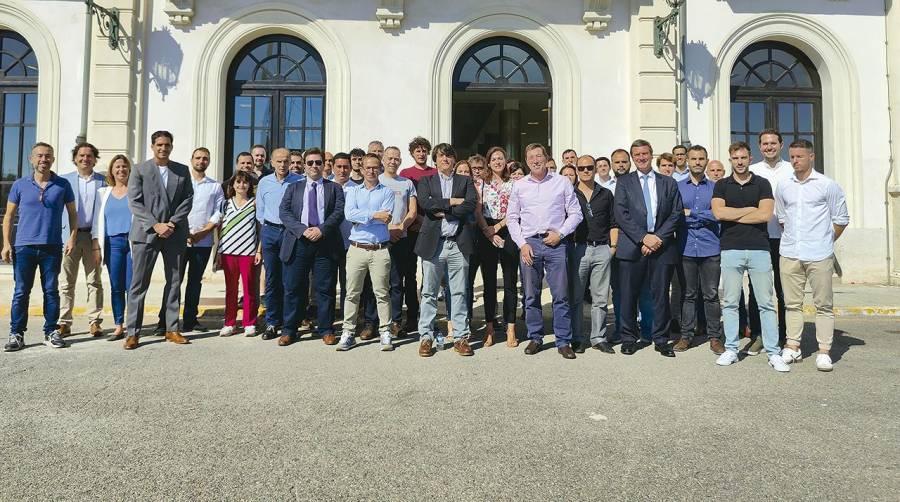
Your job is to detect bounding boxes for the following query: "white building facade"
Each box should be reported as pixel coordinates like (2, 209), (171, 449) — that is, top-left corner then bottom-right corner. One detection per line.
(1, 0), (898, 283)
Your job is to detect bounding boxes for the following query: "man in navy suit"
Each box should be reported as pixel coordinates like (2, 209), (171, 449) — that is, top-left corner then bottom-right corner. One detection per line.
(278, 147), (345, 347)
(613, 139), (684, 357)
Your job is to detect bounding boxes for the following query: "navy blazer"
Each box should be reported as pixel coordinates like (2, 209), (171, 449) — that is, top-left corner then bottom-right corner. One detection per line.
(414, 173), (477, 258)
(613, 170), (684, 264)
(278, 178), (345, 261)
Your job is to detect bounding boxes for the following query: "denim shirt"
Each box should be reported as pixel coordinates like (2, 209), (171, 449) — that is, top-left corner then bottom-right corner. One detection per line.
(678, 176), (720, 258)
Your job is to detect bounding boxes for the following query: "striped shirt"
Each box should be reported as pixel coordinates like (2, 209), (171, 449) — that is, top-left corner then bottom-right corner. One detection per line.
(219, 198), (258, 256)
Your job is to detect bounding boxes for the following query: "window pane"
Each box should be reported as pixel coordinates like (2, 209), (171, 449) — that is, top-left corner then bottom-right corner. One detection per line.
(284, 96), (302, 128)
(232, 129), (250, 159)
(474, 44), (500, 63)
(778, 103), (794, 132)
(253, 129), (270, 148)
(797, 103), (814, 132)
(253, 96), (271, 128)
(304, 129), (322, 149)
(458, 59), (478, 83)
(731, 102), (746, 132)
(507, 68), (525, 84)
(503, 45), (528, 65)
(300, 57), (324, 83)
(256, 57), (278, 80)
(2, 127), (21, 179)
(284, 129), (302, 150)
(3, 93), (22, 124)
(522, 59), (544, 84)
(748, 102), (765, 133)
(234, 56), (254, 81)
(280, 42), (309, 64)
(234, 96), (251, 127)
(22, 126), (34, 167)
(305, 97), (323, 128)
(250, 43), (277, 61)
(750, 142), (762, 164)
(792, 64), (812, 88)
(782, 134), (795, 148)
(23, 93), (36, 124)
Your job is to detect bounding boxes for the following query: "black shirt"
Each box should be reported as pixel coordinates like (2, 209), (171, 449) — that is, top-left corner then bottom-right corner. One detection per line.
(573, 184), (617, 244)
(712, 173), (773, 251)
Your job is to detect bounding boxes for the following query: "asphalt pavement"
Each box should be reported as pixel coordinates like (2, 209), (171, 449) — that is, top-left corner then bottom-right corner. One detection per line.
(1, 315), (897, 500)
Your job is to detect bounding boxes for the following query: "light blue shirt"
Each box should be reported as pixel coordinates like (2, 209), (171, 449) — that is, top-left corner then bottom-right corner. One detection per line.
(672, 168), (690, 183)
(187, 175), (224, 247)
(104, 192), (132, 236)
(256, 172), (302, 224)
(438, 172), (459, 237)
(301, 178), (326, 227)
(344, 182), (395, 245)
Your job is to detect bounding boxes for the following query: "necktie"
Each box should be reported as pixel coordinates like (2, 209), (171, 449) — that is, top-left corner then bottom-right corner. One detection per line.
(641, 174), (654, 232)
(308, 182), (320, 226)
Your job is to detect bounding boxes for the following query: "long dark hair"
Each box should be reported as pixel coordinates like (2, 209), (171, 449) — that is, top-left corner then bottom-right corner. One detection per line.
(224, 170), (256, 199)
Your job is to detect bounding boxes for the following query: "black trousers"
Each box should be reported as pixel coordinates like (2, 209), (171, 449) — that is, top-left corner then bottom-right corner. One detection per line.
(476, 226), (519, 325)
(618, 254), (674, 346)
(679, 255), (723, 341)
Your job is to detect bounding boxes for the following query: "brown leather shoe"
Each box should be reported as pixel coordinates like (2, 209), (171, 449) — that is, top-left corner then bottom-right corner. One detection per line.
(277, 334), (296, 346)
(673, 338), (691, 352)
(58, 324), (71, 337)
(524, 340), (542, 355)
(124, 335), (139, 350)
(322, 333), (338, 345)
(454, 339), (474, 356)
(89, 323), (103, 337)
(165, 331), (190, 344)
(709, 338), (726, 355)
(418, 339), (433, 357)
(358, 323), (376, 341)
(390, 322), (404, 338)
(558, 345), (576, 359)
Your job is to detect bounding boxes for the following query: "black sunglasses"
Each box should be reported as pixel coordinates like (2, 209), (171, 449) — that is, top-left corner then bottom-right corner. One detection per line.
(306, 160), (323, 166)
(576, 165), (594, 172)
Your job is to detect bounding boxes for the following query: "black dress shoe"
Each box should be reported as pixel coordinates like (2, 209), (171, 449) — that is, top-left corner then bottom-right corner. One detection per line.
(524, 340), (542, 355)
(655, 344), (676, 358)
(558, 345), (576, 359)
(592, 342), (615, 354)
(261, 326), (279, 340)
(573, 342), (586, 354)
(621, 343), (637, 355)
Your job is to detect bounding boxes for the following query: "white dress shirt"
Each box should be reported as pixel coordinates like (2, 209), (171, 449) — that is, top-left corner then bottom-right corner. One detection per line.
(638, 170), (659, 232)
(301, 178), (326, 227)
(775, 170), (849, 262)
(158, 165), (169, 193)
(750, 159), (793, 239)
(76, 174), (98, 229)
(595, 175), (616, 194)
(187, 175), (225, 247)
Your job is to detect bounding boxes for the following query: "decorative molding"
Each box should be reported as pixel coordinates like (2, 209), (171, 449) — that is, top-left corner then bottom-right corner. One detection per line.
(376, 0), (404, 30)
(583, 0), (612, 33)
(164, 0), (194, 26)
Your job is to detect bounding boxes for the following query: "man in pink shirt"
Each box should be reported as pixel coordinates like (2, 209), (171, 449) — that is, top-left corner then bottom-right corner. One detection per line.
(507, 143), (583, 359)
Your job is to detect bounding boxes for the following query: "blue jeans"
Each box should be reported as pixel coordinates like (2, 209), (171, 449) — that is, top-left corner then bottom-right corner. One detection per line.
(11, 245), (63, 335)
(282, 239), (337, 337)
(260, 224), (285, 328)
(721, 249), (779, 356)
(419, 239), (469, 341)
(104, 234), (132, 326)
(521, 237), (571, 347)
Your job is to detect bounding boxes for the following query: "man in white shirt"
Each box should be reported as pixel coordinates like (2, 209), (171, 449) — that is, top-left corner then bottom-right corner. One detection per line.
(58, 142), (106, 337)
(672, 145), (690, 182)
(746, 129), (794, 350)
(178, 147), (224, 332)
(776, 140), (849, 372)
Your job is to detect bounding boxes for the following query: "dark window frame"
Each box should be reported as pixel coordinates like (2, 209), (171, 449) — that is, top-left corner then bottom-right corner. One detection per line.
(453, 36), (551, 92)
(1, 30), (39, 219)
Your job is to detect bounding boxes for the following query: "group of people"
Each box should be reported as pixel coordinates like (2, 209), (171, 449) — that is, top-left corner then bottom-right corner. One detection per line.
(2, 128), (849, 371)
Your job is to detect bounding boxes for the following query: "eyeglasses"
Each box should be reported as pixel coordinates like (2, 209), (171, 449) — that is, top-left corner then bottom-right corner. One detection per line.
(362, 165), (381, 171)
(576, 165), (594, 172)
(305, 160), (323, 166)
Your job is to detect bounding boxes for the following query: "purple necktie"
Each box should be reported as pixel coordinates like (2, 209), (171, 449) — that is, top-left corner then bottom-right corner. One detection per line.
(308, 182), (320, 227)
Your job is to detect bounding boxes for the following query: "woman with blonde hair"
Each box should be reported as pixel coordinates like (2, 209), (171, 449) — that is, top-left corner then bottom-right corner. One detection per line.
(91, 155), (133, 341)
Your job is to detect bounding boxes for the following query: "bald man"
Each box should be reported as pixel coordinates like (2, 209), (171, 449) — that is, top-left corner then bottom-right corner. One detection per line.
(706, 160), (725, 182)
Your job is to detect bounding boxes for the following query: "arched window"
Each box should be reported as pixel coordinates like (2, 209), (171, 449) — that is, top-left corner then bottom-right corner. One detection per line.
(730, 41), (823, 169)
(225, 35), (326, 177)
(1, 30), (38, 212)
(452, 37), (551, 161)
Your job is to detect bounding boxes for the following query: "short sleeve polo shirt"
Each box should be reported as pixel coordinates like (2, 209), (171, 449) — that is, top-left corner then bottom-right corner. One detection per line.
(9, 173), (75, 246)
(712, 173), (773, 251)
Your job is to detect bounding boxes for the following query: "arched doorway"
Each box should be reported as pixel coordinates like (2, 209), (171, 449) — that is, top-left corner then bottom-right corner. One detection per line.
(730, 41), (824, 170)
(224, 35), (326, 177)
(0, 30), (38, 212)
(452, 37), (551, 161)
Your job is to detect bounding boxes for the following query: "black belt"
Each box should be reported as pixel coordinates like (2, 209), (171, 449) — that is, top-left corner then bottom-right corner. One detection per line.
(351, 241), (390, 250)
(77, 227), (91, 232)
(485, 217), (503, 225)
(440, 234), (458, 242)
(263, 220), (284, 229)
(586, 240), (608, 246)
(528, 233), (550, 239)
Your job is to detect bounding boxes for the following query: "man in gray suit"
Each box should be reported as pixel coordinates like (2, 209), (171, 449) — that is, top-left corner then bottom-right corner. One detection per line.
(124, 131), (194, 350)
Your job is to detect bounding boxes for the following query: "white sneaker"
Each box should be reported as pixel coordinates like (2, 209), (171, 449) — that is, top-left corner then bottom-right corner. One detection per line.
(219, 326), (235, 337)
(336, 332), (355, 351)
(815, 353), (833, 372)
(242, 325), (256, 337)
(715, 350), (739, 366)
(379, 331), (394, 351)
(768, 354), (791, 372)
(781, 347), (802, 364)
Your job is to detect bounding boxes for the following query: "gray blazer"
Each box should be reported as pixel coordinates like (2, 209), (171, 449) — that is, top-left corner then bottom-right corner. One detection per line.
(128, 159), (194, 245)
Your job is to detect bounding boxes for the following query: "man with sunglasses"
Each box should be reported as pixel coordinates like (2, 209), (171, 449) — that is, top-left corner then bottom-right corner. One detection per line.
(278, 148), (345, 346)
(3, 143), (77, 351)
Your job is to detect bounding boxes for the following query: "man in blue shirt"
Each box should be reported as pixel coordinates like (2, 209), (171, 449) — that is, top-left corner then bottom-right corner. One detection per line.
(278, 148), (345, 347)
(2, 143), (77, 351)
(673, 145), (724, 354)
(256, 148), (302, 340)
(337, 154), (395, 351)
